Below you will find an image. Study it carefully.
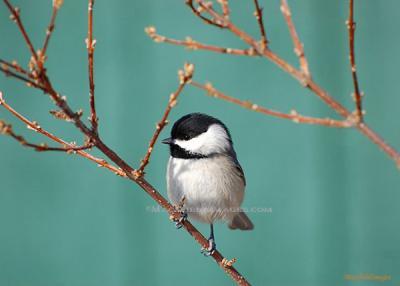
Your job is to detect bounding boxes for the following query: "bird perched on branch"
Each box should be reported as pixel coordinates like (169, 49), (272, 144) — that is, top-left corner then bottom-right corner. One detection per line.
(163, 113), (253, 255)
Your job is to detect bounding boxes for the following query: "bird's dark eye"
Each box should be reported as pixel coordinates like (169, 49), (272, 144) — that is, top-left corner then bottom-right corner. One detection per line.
(183, 135), (190, 140)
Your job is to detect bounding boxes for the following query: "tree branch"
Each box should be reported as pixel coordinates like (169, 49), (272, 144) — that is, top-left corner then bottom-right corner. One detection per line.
(136, 63), (194, 176)
(145, 27), (257, 56)
(0, 120), (92, 152)
(280, 0), (310, 78)
(347, 0), (364, 122)
(148, 0), (400, 167)
(190, 81), (353, 127)
(0, 1), (252, 284)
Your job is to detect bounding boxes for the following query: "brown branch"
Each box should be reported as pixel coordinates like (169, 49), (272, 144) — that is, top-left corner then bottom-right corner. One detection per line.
(136, 63), (194, 176)
(0, 92), (122, 174)
(3, 0), (38, 63)
(252, 0), (268, 50)
(1, 60), (252, 285)
(148, 1), (400, 167)
(218, 0), (230, 19)
(280, 0), (310, 78)
(0, 59), (31, 77)
(0, 64), (44, 90)
(41, 2), (60, 57)
(145, 27), (257, 57)
(191, 81), (352, 127)
(347, 0), (363, 122)
(0, 120), (92, 152)
(87, 0), (98, 133)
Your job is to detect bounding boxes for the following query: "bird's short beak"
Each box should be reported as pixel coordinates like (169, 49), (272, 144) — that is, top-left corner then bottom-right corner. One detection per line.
(162, 137), (174, 145)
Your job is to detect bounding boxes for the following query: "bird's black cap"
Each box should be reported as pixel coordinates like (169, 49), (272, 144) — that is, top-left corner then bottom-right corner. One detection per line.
(170, 112), (232, 141)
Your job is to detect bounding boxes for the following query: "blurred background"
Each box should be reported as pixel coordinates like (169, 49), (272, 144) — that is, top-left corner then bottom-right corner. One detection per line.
(1, 1), (399, 285)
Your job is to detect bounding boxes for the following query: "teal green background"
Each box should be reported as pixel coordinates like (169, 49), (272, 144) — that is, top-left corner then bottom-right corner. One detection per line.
(1, 1), (399, 285)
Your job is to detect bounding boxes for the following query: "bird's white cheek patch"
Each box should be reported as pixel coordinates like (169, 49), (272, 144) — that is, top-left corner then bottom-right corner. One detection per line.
(174, 124), (230, 155)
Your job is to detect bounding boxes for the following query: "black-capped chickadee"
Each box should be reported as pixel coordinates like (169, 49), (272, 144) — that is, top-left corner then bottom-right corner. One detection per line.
(162, 113), (253, 255)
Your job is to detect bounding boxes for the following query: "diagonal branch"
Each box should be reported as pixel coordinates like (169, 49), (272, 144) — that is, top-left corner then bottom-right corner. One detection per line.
(3, 0), (38, 63)
(191, 81), (353, 127)
(280, 0), (310, 78)
(42, 1), (63, 57)
(347, 0), (363, 122)
(136, 63), (194, 176)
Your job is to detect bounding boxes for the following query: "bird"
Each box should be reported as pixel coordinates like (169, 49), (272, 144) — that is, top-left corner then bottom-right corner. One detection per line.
(162, 112), (254, 255)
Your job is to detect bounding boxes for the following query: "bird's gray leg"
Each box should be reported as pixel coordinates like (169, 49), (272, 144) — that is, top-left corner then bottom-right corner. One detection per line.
(173, 196), (187, 229)
(201, 223), (216, 256)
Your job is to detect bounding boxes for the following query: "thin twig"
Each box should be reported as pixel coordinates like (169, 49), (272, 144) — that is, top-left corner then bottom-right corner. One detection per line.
(87, 0), (98, 133)
(347, 0), (363, 122)
(136, 63), (194, 176)
(280, 0), (310, 78)
(0, 59), (32, 77)
(252, 0), (268, 50)
(3, 0), (38, 63)
(0, 64), (44, 90)
(191, 81), (352, 127)
(186, 0), (226, 28)
(218, 0), (230, 19)
(42, 5), (59, 57)
(145, 27), (257, 57)
(0, 92), (122, 174)
(0, 120), (92, 152)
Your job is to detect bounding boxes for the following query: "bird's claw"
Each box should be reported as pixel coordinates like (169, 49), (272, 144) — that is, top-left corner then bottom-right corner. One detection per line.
(173, 210), (187, 229)
(201, 238), (216, 256)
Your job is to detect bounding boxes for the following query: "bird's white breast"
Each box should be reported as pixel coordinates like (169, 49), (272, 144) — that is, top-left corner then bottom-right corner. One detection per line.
(166, 155), (245, 224)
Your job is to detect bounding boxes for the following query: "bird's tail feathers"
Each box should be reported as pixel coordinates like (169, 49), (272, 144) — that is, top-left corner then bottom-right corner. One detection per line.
(228, 210), (254, 230)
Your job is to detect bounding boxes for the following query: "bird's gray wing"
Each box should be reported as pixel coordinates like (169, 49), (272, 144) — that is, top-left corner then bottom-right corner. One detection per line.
(229, 149), (246, 186)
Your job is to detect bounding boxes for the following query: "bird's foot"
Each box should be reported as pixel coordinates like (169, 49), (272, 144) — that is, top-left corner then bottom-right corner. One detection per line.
(170, 210), (187, 229)
(201, 237), (216, 256)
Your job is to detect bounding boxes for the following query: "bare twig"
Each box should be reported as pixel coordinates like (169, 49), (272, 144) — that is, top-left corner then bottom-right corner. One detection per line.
(136, 63), (194, 176)
(3, 0), (38, 63)
(280, 0), (310, 78)
(218, 0), (230, 19)
(0, 92), (120, 173)
(191, 81), (352, 127)
(0, 63), (44, 90)
(347, 0), (363, 122)
(0, 59), (32, 77)
(252, 0), (268, 50)
(0, 120), (92, 152)
(87, 0), (98, 133)
(42, 1), (62, 57)
(145, 27), (257, 56)
(186, 0), (226, 28)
